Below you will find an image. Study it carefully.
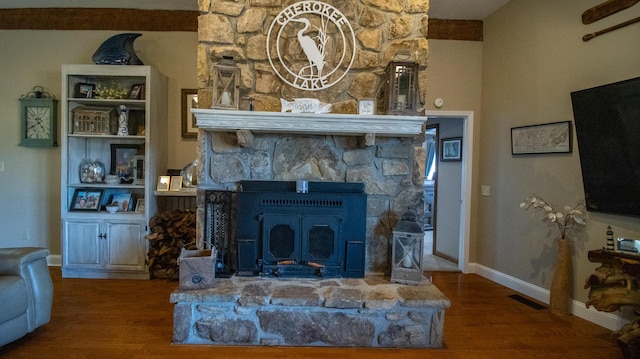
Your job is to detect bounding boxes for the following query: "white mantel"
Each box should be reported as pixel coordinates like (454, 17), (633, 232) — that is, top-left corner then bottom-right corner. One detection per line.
(193, 109), (426, 137)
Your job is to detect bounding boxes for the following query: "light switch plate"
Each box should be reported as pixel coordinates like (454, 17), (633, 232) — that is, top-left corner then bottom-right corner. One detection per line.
(481, 185), (491, 197)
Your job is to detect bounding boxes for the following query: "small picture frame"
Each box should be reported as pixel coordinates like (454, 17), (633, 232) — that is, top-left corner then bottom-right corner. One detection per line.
(130, 84), (145, 100)
(170, 176), (183, 191)
(110, 193), (132, 212)
(132, 155), (145, 185)
(157, 176), (170, 191)
(110, 144), (141, 179)
(135, 199), (145, 213)
(70, 188), (104, 211)
(76, 83), (95, 98)
(358, 99), (375, 115)
(441, 137), (462, 162)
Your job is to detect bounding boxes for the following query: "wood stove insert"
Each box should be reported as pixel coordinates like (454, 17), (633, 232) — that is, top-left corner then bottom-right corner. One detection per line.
(236, 181), (366, 278)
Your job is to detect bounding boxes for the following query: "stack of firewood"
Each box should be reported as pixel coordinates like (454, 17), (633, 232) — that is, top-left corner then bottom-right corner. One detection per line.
(146, 209), (197, 278)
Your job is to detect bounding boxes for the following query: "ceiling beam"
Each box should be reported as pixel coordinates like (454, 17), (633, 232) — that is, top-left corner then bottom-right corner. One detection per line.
(0, 8), (483, 41)
(428, 19), (484, 41)
(0, 8), (198, 31)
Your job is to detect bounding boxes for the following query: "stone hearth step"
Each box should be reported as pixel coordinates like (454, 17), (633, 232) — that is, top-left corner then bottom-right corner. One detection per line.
(170, 275), (450, 348)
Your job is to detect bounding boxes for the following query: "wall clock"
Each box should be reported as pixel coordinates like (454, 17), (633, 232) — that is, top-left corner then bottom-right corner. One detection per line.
(20, 94), (58, 147)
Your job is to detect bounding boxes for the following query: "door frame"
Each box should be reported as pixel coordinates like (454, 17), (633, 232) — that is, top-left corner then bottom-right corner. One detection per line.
(425, 110), (474, 273)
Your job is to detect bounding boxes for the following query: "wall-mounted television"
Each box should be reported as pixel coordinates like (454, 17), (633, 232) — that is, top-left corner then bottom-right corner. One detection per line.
(571, 76), (640, 218)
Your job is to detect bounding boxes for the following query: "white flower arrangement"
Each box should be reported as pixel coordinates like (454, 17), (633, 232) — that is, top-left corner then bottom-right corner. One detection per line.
(520, 195), (586, 239)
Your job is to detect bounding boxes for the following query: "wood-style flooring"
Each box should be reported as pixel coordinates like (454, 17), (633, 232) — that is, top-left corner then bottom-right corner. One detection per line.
(0, 268), (621, 358)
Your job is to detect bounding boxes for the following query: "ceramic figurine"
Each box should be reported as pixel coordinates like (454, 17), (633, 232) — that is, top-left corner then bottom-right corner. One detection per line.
(117, 105), (128, 136)
(92, 33), (144, 65)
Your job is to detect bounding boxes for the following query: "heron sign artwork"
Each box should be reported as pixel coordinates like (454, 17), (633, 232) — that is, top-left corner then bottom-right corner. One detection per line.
(267, 1), (356, 91)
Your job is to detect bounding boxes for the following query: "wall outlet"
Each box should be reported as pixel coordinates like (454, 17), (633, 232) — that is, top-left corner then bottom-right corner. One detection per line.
(22, 230), (30, 241)
(481, 185), (491, 197)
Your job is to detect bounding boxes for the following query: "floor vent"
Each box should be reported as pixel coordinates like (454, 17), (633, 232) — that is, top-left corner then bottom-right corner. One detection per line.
(508, 294), (546, 310)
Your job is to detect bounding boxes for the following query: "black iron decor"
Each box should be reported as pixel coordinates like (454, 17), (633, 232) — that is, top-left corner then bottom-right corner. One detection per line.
(235, 181), (367, 278)
(204, 190), (233, 277)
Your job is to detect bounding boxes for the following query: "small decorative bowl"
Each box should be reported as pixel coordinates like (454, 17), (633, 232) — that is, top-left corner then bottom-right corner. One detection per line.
(105, 175), (119, 185)
(106, 205), (119, 214)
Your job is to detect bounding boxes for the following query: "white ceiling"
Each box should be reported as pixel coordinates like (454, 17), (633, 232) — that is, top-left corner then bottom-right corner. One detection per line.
(0, 0), (510, 20)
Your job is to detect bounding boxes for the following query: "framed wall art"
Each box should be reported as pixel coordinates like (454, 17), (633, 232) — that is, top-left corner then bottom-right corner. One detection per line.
(511, 121), (572, 155)
(70, 188), (103, 211)
(441, 137), (462, 162)
(181, 89), (198, 139)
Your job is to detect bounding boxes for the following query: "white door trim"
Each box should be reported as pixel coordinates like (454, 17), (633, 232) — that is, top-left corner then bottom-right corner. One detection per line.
(425, 110), (474, 273)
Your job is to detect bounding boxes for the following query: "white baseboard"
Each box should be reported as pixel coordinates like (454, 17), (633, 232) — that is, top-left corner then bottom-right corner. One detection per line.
(468, 262), (628, 331)
(47, 254), (62, 267)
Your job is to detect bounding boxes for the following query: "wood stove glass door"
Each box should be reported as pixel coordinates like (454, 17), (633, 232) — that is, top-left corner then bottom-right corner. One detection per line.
(302, 215), (341, 266)
(262, 214), (300, 264)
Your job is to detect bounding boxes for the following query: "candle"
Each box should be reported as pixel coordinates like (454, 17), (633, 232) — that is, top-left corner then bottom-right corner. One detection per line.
(221, 90), (232, 106)
(397, 94), (406, 109)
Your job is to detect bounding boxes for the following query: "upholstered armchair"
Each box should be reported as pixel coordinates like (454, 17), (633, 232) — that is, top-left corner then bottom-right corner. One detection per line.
(0, 247), (53, 346)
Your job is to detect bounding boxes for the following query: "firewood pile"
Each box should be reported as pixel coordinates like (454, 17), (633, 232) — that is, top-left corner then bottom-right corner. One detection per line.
(146, 209), (197, 279)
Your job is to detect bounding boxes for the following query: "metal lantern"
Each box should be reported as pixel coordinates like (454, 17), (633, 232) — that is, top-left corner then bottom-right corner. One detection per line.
(383, 61), (419, 115)
(391, 210), (424, 285)
(211, 55), (240, 110)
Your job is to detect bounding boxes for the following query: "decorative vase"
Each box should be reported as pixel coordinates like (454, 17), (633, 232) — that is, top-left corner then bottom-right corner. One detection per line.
(549, 238), (572, 316)
(117, 105), (128, 136)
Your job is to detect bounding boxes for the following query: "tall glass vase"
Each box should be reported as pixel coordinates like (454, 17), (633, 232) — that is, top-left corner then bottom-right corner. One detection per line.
(549, 238), (572, 316)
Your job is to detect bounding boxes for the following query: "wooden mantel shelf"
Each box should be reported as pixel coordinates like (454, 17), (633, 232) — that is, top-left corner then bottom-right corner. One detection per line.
(192, 109), (426, 137)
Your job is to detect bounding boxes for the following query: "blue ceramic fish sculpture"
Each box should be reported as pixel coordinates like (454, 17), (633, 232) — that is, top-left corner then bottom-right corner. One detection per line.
(92, 33), (144, 65)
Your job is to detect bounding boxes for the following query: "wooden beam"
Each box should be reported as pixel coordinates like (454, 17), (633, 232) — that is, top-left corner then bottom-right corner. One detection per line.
(427, 19), (483, 41)
(0, 8), (198, 31)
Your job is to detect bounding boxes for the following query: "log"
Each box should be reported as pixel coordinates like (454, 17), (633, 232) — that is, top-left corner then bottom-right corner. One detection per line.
(146, 209), (197, 278)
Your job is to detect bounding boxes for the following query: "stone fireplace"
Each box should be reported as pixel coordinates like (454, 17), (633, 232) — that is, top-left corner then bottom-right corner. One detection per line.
(169, 0), (450, 349)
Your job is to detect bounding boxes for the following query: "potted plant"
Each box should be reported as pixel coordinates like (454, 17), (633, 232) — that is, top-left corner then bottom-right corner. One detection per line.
(520, 195), (586, 315)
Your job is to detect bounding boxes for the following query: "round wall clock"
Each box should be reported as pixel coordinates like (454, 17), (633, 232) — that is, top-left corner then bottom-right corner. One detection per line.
(20, 96), (58, 147)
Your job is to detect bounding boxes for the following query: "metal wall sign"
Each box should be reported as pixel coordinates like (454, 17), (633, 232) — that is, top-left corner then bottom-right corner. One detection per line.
(267, 1), (356, 91)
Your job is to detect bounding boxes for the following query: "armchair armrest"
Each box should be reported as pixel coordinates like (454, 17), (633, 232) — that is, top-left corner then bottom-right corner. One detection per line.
(0, 247), (50, 276)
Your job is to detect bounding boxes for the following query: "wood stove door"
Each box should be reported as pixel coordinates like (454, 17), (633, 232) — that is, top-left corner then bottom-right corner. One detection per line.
(302, 215), (341, 266)
(261, 214), (300, 264)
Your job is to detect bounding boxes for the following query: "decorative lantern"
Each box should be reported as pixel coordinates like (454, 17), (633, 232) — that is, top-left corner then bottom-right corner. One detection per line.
(211, 55), (240, 110)
(391, 210), (424, 285)
(382, 61), (419, 115)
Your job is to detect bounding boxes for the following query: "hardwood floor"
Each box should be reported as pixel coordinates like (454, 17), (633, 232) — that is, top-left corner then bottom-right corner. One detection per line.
(0, 268), (621, 358)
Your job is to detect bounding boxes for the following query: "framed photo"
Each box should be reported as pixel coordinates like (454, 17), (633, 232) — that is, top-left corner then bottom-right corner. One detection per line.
(358, 98), (375, 115)
(76, 83), (95, 98)
(110, 144), (141, 179)
(441, 137), (462, 162)
(181, 89), (198, 139)
(157, 176), (170, 191)
(135, 198), (145, 213)
(70, 188), (103, 211)
(511, 121), (572, 155)
(130, 84), (145, 100)
(170, 176), (183, 191)
(132, 154), (145, 185)
(110, 193), (132, 212)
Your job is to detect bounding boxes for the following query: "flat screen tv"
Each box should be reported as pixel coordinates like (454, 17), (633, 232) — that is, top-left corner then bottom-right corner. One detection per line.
(571, 76), (640, 217)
